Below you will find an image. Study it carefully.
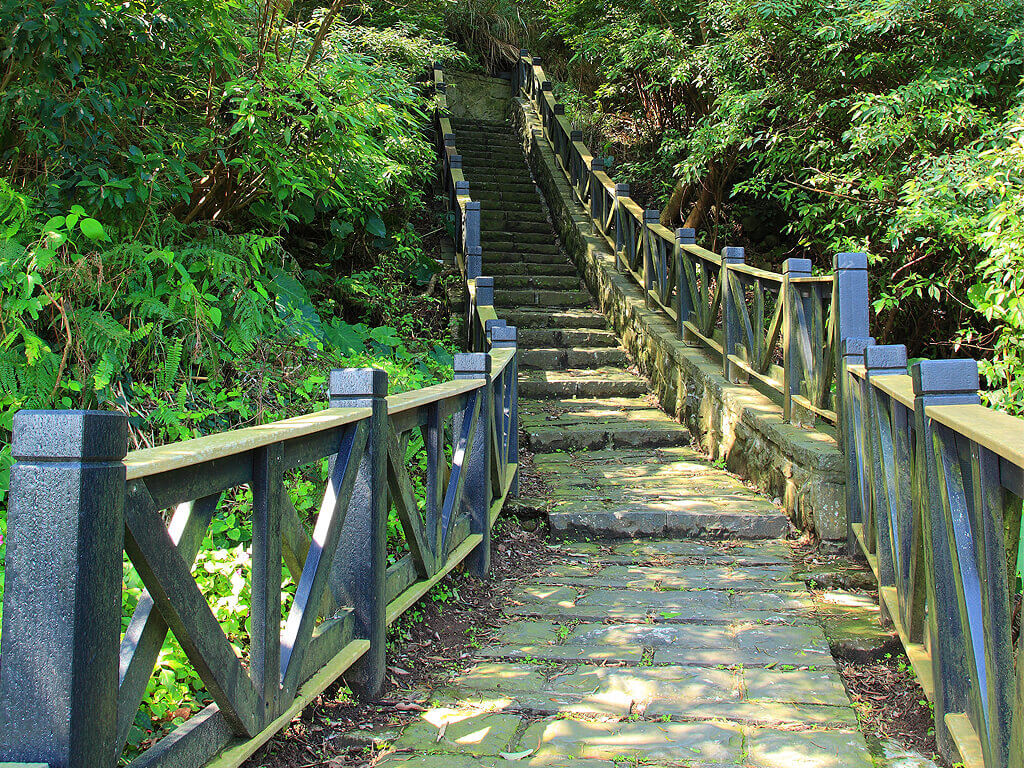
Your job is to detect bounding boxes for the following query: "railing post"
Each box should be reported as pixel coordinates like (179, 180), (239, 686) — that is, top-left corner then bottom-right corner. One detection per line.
(490, 325), (519, 498)
(470, 277), (494, 352)
(0, 410), (127, 768)
(863, 343), (908, 598)
(676, 228), (696, 341)
(910, 358), (980, 757)
(455, 353), (493, 578)
(840, 337), (875, 554)
(833, 252), (870, 444)
(589, 158), (604, 213)
(464, 199), (481, 259)
(613, 183), (629, 270)
(782, 257), (813, 421)
(641, 209), (660, 310)
(329, 368), (388, 700)
(721, 246), (745, 382)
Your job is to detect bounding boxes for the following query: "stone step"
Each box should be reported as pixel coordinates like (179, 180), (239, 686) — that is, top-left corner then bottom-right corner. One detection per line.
(484, 254), (568, 268)
(482, 220), (554, 236)
(484, 231), (555, 245)
(519, 368), (649, 398)
(492, 275), (581, 290)
(459, 149), (525, 161)
(483, 243), (562, 257)
(485, 262), (579, 276)
(520, 347), (630, 370)
(520, 397), (689, 451)
(518, 328), (618, 347)
(503, 308), (609, 329)
(494, 289), (592, 308)
(472, 191), (541, 205)
(477, 183), (540, 194)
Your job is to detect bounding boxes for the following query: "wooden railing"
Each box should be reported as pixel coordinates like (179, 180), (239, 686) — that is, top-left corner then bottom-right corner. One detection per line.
(842, 343), (1024, 768)
(831, 259), (1024, 767)
(515, 50), (838, 424)
(0, 67), (519, 768)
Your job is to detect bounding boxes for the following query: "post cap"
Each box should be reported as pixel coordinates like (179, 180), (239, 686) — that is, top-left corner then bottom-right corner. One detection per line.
(676, 228), (696, 244)
(911, 359), (980, 397)
(12, 410), (128, 462)
(590, 158), (604, 171)
(454, 180), (469, 193)
(783, 257), (812, 275)
(491, 325), (518, 344)
(465, 200), (481, 212)
(615, 183), (630, 195)
(443, 133), (456, 146)
(485, 318), (506, 334)
(554, 103), (565, 114)
(835, 252), (868, 270)
(721, 246), (745, 263)
(541, 81), (552, 91)
(532, 56), (542, 65)
(520, 48), (530, 56)
(864, 344), (907, 373)
(570, 130), (583, 141)
(840, 337), (875, 358)
(454, 352), (492, 376)
(330, 368), (388, 398)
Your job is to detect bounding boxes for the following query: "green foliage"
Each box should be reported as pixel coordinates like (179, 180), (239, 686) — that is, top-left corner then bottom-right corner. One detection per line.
(0, 0), (465, 747)
(532, 0), (1024, 411)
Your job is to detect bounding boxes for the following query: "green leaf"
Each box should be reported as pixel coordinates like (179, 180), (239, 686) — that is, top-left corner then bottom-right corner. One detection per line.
(365, 216), (387, 237)
(207, 307), (222, 327)
(79, 218), (105, 241)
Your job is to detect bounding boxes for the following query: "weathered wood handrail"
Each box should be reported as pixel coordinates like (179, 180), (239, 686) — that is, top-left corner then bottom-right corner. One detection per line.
(0, 349), (520, 768)
(0, 66), (520, 768)
(841, 341), (1024, 765)
(514, 49), (838, 425)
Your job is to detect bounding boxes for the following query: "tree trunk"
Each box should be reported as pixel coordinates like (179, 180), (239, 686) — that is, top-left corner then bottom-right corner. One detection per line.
(660, 179), (692, 228)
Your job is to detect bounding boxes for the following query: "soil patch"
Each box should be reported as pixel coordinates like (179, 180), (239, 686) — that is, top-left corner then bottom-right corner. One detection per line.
(838, 649), (943, 764)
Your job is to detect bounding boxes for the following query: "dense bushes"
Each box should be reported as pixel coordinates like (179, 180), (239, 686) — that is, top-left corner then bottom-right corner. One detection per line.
(0, 1), (470, 743)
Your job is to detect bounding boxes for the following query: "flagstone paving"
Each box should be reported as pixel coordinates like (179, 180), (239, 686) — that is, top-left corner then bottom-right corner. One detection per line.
(368, 119), (876, 768)
(374, 540), (876, 768)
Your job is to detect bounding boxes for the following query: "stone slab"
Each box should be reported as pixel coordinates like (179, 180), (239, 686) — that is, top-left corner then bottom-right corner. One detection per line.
(522, 718), (744, 762)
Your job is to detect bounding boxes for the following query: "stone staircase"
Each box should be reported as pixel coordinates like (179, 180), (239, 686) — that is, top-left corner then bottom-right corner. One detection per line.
(455, 118), (788, 539)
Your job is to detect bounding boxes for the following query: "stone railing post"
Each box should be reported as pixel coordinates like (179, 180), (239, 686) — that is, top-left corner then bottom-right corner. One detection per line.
(470, 277), (494, 352)
(676, 228), (697, 341)
(490, 326), (519, 498)
(782, 257), (813, 421)
(910, 358), (980, 756)
(0, 410), (128, 768)
(329, 368), (388, 700)
(613, 183), (630, 270)
(455, 353), (493, 578)
(721, 246), (745, 382)
(464, 199), (481, 263)
(833, 252), (870, 445)
(641, 209), (660, 310)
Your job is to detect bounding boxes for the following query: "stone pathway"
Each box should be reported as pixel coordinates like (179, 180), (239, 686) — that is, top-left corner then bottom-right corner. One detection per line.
(375, 540), (875, 768)
(368, 118), (876, 768)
